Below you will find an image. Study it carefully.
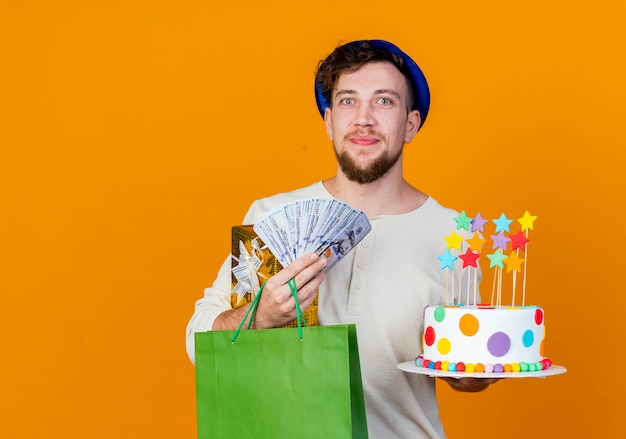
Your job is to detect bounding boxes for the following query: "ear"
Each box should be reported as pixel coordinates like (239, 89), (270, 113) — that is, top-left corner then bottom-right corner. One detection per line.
(324, 107), (333, 140)
(404, 110), (421, 144)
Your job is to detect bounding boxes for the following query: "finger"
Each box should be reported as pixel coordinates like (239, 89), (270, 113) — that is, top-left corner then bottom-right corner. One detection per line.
(274, 253), (327, 285)
(298, 276), (323, 309)
(292, 258), (327, 290)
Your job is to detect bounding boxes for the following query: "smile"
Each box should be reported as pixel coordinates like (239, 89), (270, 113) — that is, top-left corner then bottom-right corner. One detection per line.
(350, 136), (379, 146)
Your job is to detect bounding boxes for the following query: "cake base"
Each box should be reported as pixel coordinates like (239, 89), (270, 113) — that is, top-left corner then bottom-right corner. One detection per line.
(397, 361), (567, 378)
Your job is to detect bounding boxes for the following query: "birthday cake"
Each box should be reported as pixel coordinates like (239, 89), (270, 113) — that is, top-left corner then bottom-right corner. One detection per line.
(414, 211), (554, 375)
(417, 304), (551, 373)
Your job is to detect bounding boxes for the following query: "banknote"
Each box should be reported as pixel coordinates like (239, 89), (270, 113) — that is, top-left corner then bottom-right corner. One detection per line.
(253, 198), (371, 271)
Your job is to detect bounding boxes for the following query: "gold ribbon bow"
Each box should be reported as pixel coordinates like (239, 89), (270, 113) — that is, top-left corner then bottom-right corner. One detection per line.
(231, 238), (267, 304)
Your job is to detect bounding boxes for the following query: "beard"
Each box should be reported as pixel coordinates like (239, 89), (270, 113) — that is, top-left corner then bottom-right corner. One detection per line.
(335, 145), (403, 184)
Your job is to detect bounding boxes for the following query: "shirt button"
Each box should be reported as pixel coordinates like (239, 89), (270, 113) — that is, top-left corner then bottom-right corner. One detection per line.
(358, 263), (365, 269)
(355, 283), (362, 289)
(362, 242), (369, 248)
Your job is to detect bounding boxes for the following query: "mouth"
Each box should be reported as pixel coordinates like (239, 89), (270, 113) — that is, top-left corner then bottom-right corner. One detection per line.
(349, 135), (379, 146)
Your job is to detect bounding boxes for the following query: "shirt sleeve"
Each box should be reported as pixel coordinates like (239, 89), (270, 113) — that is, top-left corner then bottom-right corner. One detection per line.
(185, 255), (232, 364)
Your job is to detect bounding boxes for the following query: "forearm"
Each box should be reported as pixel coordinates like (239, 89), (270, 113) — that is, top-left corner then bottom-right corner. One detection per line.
(212, 304), (255, 330)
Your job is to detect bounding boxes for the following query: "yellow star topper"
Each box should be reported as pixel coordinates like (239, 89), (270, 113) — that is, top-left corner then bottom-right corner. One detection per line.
(504, 250), (524, 273)
(466, 232), (487, 252)
(518, 211), (537, 232)
(444, 231), (465, 250)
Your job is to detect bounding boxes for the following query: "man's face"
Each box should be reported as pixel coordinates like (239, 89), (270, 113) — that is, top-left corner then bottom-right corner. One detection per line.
(324, 61), (420, 184)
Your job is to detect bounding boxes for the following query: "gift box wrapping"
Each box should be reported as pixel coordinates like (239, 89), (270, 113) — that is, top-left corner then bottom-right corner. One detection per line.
(231, 225), (318, 327)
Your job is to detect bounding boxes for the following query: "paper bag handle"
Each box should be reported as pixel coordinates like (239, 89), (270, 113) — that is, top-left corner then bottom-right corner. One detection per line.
(231, 278), (306, 343)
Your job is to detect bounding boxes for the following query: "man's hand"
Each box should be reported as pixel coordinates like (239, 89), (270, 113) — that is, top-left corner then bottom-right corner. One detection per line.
(253, 252), (327, 328)
(438, 376), (499, 392)
(213, 252), (327, 330)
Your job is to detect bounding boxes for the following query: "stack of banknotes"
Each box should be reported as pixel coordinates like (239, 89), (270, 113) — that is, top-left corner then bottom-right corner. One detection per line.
(253, 198), (371, 273)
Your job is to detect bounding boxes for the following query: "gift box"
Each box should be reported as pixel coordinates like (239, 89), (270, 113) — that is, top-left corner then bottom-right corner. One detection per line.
(231, 225), (318, 327)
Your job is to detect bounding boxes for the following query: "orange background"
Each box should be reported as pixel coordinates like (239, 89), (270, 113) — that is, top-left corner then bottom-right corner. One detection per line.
(1, 1), (624, 437)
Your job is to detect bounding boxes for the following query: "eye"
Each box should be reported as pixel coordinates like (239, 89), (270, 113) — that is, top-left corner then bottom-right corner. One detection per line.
(377, 97), (392, 105)
(340, 97), (355, 105)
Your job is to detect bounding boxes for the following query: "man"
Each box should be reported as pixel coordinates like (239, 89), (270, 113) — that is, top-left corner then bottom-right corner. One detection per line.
(186, 39), (496, 438)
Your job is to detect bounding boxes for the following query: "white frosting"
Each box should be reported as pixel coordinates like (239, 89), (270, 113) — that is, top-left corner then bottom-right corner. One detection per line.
(422, 305), (545, 366)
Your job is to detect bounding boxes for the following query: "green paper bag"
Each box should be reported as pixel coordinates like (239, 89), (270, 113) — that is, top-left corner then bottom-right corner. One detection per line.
(194, 281), (368, 438)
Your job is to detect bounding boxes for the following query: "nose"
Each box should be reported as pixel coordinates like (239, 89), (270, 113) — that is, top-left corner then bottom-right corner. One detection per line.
(355, 102), (375, 127)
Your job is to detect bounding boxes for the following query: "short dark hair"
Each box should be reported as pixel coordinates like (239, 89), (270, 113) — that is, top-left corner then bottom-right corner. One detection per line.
(314, 40), (415, 113)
